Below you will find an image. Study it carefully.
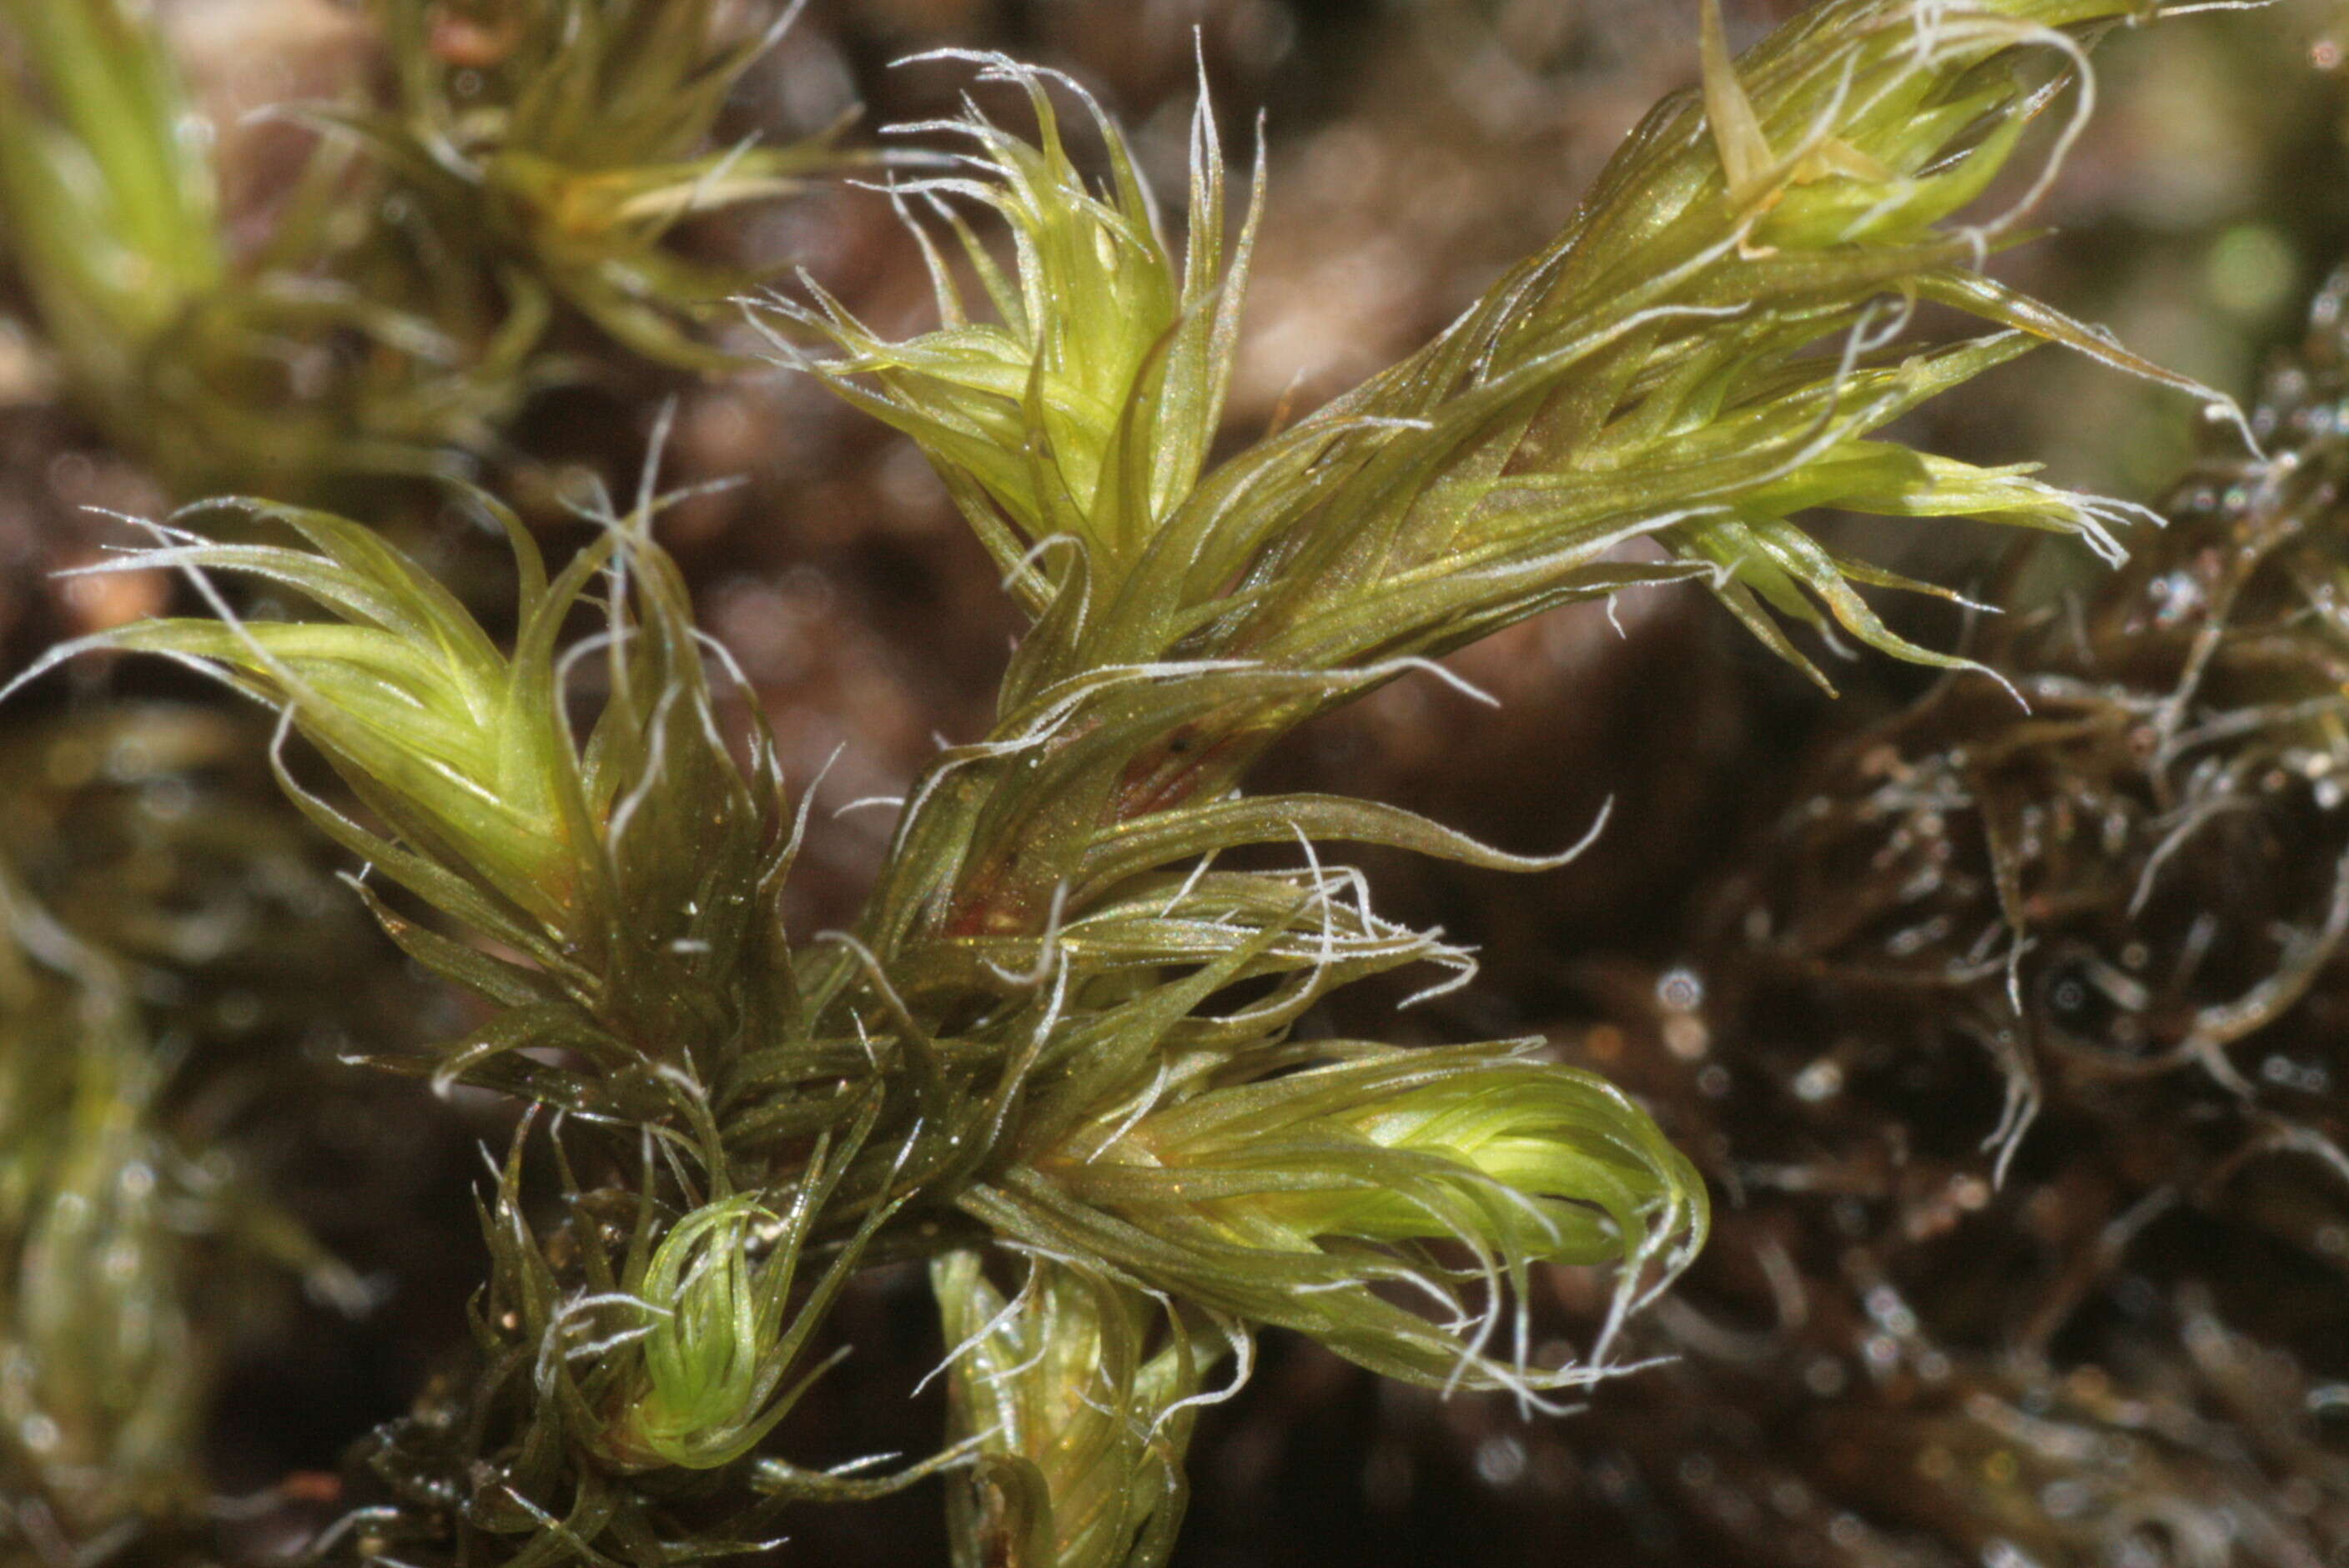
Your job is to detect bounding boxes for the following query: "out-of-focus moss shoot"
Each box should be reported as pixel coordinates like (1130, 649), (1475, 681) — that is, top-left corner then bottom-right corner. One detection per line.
(0, 0), (224, 334)
(0, 0), (864, 499)
(0, 0), (220, 460)
(365, 0), (866, 371)
(0, 836), (375, 1559)
(0, 883), (204, 1545)
(12, 1048), (199, 1520)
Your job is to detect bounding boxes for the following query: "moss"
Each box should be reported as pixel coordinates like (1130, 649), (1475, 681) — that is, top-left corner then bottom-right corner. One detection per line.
(0, 2), (2327, 1564)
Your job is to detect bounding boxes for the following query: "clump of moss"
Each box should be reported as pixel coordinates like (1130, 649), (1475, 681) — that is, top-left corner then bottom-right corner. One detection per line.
(0, 0), (863, 498)
(0, 2), (2303, 1564)
(0, 707), (404, 1562)
(1542, 260), (2349, 1567)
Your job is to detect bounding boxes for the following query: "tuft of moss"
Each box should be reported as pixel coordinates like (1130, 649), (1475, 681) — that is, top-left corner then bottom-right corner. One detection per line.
(0, 2), (2285, 1563)
(0, 0), (866, 498)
